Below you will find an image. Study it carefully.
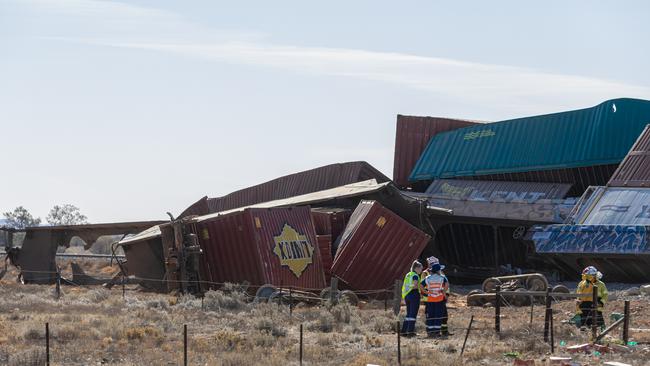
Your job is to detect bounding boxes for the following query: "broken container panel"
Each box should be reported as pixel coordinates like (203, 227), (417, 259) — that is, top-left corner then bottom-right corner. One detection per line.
(331, 200), (431, 291)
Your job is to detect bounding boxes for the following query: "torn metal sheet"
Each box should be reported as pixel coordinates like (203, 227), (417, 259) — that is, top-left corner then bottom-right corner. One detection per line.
(609, 124), (650, 188)
(206, 161), (390, 212)
(3, 221), (164, 284)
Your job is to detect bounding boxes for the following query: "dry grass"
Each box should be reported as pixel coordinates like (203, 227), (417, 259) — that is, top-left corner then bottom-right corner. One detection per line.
(0, 276), (649, 365)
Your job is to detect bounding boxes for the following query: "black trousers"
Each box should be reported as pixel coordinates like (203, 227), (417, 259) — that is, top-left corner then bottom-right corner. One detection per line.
(579, 301), (604, 327)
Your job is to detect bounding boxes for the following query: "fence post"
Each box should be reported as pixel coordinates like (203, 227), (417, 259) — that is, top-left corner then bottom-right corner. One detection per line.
(460, 315), (474, 356)
(392, 280), (402, 316)
(623, 300), (630, 344)
(55, 271), (61, 300)
(289, 287), (293, 317)
(396, 320), (401, 365)
(384, 293), (388, 312)
(543, 288), (551, 342)
(183, 324), (187, 366)
(592, 285), (598, 340)
(494, 285), (501, 334)
(329, 278), (339, 305)
(299, 323), (303, 366)
(529, 299), (534, 326)
(45, 322), (50, 366)
(550, 306), (555, 353)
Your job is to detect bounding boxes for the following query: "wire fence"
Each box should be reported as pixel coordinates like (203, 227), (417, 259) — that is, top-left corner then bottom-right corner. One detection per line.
(2, 269), (640, 365)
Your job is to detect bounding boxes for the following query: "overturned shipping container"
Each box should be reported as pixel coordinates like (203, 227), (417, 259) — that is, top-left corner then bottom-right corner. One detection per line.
(331, 200), (431, 292)
(194, 206), (327, 290)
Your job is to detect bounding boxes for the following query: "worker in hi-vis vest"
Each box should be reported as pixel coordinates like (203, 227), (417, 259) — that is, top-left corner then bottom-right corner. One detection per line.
(574, 266), (608, 330)
(421, 256), (449, 338)
(400, 260), (424, 337)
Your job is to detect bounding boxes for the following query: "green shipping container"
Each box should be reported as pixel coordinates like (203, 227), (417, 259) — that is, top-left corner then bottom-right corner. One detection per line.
(409, 98), (650, 182)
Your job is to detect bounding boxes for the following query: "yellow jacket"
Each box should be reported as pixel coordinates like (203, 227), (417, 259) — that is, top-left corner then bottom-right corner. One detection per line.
(576, 279), (608, 308)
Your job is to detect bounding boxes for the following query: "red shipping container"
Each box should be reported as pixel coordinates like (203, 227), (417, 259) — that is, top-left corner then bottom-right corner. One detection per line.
(317, 235), (333, 285)
(311, 208), (352, 247)
(393, 115), (478, 188)
(194, 206), (326, 290)
(331, 200), (431, 291)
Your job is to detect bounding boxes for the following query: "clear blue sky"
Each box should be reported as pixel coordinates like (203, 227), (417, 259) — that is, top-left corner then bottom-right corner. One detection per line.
(1, 0), (649, 223)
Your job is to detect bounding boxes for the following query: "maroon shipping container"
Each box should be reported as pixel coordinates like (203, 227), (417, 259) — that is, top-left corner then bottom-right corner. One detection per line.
(331, 200), (431, 291)
(311, 208), (352, 248)
(178, 196), (209, 218)
(194, 206), (326, 290)
(393, 115), (479, 188)
(207, 162), (390, 213)
(317, 235), (333, 285)
(608, 124), (650, 187)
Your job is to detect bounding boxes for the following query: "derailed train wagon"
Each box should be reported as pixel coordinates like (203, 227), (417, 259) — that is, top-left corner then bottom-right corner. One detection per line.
(193, 206), (326, 290)
(331, 200), (431, 292)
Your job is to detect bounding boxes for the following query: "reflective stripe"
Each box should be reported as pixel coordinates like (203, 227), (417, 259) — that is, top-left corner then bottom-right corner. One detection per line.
(432, 326), (441, 329)
(404, 317), (416, 321)
(426, 326), (435, 329)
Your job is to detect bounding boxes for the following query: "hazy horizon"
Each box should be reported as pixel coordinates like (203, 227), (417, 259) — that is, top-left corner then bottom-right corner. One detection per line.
(2, 0), (649, 222)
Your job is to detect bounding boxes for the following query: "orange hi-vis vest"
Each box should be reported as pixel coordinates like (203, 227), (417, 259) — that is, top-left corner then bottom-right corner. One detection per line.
(425, 273), (447, 303)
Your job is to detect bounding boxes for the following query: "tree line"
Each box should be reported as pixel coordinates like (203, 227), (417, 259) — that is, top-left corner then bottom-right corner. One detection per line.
(2, 204), (88, 229)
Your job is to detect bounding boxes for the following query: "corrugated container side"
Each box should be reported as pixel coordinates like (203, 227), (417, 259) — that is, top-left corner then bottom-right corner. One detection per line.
(207, 162), (390, 212)
(331, 200), (431, 291)
(317, 235), (333, 285)
(410, 98), (650, 184)
(311, 208), (352, 251)
(194, 206), (326, 290)
(178, 196), (210, 218)
(609, 125), (650, 187)
(393, 115), (478, 188)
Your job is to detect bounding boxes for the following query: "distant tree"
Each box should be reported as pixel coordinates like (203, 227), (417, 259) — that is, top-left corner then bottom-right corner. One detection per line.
(46, 204), (88, 226)
(2, 206), (42, 229)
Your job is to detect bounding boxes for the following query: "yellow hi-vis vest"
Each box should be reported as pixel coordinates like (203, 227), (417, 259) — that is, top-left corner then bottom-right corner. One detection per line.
(401, 271), (419, 299)
(576, 280), (608, 308)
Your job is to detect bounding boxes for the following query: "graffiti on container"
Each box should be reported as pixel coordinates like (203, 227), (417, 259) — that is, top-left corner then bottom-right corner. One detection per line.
(636, 205), (650, 219)
(273, 224), (315, 277)
(463, 129), (495, 140)
(428, 198), (573, 223)
(532, 225), (650, 254)
(435, 182), (554, 202)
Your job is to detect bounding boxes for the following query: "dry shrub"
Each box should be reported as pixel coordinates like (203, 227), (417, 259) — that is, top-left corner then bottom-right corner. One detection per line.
(86, 288), (110, 303)
(22, 328), (42, 341)
(8, 348), (46, 366)
(307, 310), (335, 333)
(368, 313), (395, 333)
(346, 353), (391, 366)
(204, 290), (247, 311)
(255, 318), (287, 337)
(145, 298), (169, 310)
(56, 326), (81, 342)
(316, 334), (332, 347)
(123, 326), (161, 340)
(213, 329), (249, 351)
(365, 334), (383, 348)
(330, 303), (356, 324)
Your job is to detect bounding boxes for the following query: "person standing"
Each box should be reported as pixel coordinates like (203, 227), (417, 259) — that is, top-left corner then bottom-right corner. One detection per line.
(400, 260), (423, 337)
(422, 257), (449, 338)
(575, 266), (608, 330)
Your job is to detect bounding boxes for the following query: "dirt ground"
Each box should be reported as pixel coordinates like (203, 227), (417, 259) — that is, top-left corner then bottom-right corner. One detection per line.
(1, 264), (649, 366)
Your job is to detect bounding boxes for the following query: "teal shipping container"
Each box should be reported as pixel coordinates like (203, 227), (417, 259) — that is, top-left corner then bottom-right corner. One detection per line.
(409, 98), (650, 183)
